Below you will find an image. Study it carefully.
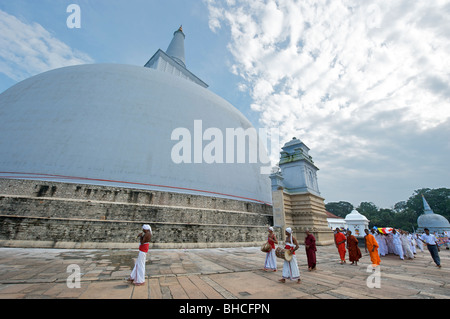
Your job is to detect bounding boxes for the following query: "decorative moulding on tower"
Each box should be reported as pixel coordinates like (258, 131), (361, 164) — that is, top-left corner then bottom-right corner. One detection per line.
(275, 137), (320, 196)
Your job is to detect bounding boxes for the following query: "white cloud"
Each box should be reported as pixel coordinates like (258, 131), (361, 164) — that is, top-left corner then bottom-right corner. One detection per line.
(0, 9), (93, 82)
(206, 0), (450, 207)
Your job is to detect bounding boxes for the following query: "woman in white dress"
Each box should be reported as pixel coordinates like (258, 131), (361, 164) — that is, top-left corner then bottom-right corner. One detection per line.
(263, 227), (278, 271)
(386, 233), (395, 254)
(409, 233), (417, 254)
(416, 233), (424, 252)
(400, 231), (414, 259)
(376, 232), (387, 256)
(279, 227), (301, 284)
(392, 229), (404, 259)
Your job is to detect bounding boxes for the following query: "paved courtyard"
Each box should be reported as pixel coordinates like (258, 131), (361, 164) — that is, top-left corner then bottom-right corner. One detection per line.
(0, 243), (449, 300)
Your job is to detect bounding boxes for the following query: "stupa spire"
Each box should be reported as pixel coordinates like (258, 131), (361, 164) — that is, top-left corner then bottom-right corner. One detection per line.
(143, 25), (208, 88)
(165, 25), (186, 68)
(422, 195), (434, 214)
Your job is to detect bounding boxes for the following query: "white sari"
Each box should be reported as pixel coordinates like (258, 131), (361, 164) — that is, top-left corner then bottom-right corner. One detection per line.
(264, 249), (277, 270)
(282, 232), (300, 281)
(129, 250), (147, 284)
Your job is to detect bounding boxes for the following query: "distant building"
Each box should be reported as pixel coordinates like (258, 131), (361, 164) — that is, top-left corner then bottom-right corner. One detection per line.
(326, 211), (346, 230)
(344, 209), (369, 238)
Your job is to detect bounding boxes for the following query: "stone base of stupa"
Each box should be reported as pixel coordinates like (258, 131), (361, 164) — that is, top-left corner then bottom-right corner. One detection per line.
(272, 189), (334, 245)
(0, 179), (279, 249)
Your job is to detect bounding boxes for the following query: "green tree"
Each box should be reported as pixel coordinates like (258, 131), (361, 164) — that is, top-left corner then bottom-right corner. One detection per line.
(377, 208), (395, 227)
(325, 201), (353, 218)
(393, 201), (407, 213)
(392, 210), (417, 232)
(357, 202), (378, 228)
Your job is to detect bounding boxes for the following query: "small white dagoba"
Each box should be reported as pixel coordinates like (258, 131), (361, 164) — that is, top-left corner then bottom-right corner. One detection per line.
(417, 195), (450, 234)
(345, 208), (369, 238)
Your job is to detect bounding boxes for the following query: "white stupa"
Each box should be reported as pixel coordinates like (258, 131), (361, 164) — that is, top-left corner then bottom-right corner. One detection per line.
(0, 26), (275, 249)
(0, 26), (271, 204)
(417, 195), (450, 234)
(345, 208), (369, 238)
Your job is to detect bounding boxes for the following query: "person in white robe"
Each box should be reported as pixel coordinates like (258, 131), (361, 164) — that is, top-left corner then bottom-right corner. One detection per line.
(392, 229), (404, 260)
(386, 233), (395, 254)
(409, 233), (417, 254)
(128, 224), (152, 286)
(279, 227), (301, 284)
(264, 227), (278, 271)
(377, 233), (388, 257)
(400, 231), (414, 259)
(444, 231), (450, 250)
(416, 233), (424, 252)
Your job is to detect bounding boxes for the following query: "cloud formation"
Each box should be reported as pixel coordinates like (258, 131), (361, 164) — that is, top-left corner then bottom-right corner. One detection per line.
(0, 9), (93, 82)
(206, 0), (450, 207)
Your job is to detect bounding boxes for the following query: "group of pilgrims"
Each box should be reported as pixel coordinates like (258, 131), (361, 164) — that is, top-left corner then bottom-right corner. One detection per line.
(369, 228), (423, 260)
(344, 227), (444, 267)
(262, 226), (443, 284)
(334, 227), (428, 267)
(125, 223), (443, 287)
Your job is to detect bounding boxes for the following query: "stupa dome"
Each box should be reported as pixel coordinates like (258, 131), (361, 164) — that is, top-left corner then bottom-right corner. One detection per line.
(345, 209), (369, 222)
(418, 214), (450, 229)
(0, 63), (271, 204)
(0, 26), (276, 250)
(417, 195), (450, 232)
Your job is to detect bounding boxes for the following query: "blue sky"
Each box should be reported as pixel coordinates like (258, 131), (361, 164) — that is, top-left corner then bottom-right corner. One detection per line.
(0, 1), (252, 117)
(1, 0), (449, 209)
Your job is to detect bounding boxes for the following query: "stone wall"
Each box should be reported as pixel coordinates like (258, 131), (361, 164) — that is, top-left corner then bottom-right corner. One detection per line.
(271, 189), (334, 245)
(0, 179), (279, 249)
(0, 179), (272, 213)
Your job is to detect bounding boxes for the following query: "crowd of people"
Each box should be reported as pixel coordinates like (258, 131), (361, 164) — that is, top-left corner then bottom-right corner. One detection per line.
(332, 227), (444, 268)
(262, 226), (444, 284)
(127, 224), (445, 287)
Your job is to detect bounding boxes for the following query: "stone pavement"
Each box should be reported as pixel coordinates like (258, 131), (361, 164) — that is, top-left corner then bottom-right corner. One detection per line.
(0, 244), (449, 300)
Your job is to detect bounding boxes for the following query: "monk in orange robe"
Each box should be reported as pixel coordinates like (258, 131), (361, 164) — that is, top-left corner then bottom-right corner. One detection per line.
(364, 229), (381, 266)
(334, 228), (347, 264)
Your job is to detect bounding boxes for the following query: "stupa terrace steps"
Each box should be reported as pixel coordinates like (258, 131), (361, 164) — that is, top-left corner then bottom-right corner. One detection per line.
(0, 195), (273, 226)
(0, 179), (272, 212)
(0, 179), (276, 249)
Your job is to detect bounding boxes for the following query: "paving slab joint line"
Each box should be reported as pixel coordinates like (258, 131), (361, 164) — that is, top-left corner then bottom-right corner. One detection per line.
(0, 280), (57, 285)
(200, 276), (237, 299)
(0, 277), (132, 285)
(147, 267), (259, 279)
(0, 267), (289, 285)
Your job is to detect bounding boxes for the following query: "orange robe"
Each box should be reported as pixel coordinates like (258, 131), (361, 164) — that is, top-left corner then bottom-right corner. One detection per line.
(365, 233), (381, 266)
(335, 232), (346, 261)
